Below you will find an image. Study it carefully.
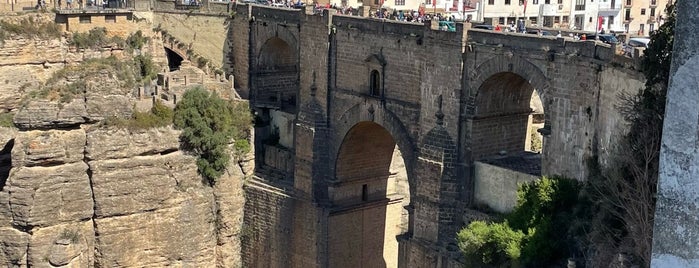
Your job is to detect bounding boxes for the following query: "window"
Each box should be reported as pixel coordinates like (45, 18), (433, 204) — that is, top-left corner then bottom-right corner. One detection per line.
(499, 17), (505, 24)
(625, 0), (630, 5)
(544, 0), (550, 4)
(554, 16), (561, 23)
(374, 0), (379, 4)
(625, 8), (631, 20)
(532, 0), (538, 4)
(650, 7), (655, 16)
(562, 15), (569, 23)
(650, 0), (656, 5)
(370, 70), (381, 97)
(395, 0), (405, 5)
(575, 0), (585, 10)
(589, 17), (592, 23)
(649, 23), (654, 33)
(557, 0), (562, 4)
(640, 8), (645, 15)
(105, 15), (116, 23)
(529, 17), (537, 25)
(79, 16), (91, 24)
(362, 184), (368, 201)
(505, 0), (511, 5)
(488, 0), (493, 4)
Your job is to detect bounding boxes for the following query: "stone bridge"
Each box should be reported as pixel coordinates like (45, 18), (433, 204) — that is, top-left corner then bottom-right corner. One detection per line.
(229, 5), (644, 268)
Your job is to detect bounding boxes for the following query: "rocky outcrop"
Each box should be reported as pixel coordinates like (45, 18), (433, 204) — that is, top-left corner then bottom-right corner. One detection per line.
(13, 68), (134, 129)
(0, 126), (245, 267)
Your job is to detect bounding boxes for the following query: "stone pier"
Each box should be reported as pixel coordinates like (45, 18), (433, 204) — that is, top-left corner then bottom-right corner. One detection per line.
(651, 1), (699, 267)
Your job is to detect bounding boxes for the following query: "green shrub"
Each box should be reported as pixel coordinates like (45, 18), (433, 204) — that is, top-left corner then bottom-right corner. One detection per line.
(101, 100), (173, 130)
(507, 176), (582, 266)
(197, 57), (208, 68)
(0, 17), (61, 41)
(458, 176), (584, 267)
(458, 221), (524, 266)
(126, 30), (149, 50)
(134, 54), (158, 82)
(174, 87), (252, 185)
(69, 27), (124, 49)
(0, 112), (14, 128)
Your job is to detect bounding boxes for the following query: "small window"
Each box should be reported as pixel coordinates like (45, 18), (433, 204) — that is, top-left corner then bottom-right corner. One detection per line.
(395, 0), (405, 5)
(79, 16), (91, 24)
(589, 17), (592, 23)
(105, 15), (116, 23)
(488, 0), (494, 5)
(362, 184), (368, 201)
(370, 70), (381, 97)
(505, 0), (510, 5)
(640, 8), (646, 15)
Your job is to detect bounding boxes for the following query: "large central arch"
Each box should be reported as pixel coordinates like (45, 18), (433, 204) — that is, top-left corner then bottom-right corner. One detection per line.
(328, 121), (410, 268)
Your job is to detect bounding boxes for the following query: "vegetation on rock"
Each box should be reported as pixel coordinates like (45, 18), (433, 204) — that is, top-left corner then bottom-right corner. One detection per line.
(173, 87), (252, 185)
(0, 112), (14, 128)
(0, 16), (61, 42)
(102, 100), (173, 130)
(126, 30), (149, 50)
(27, 56), (137, 103)
(69, 27), (124, 49)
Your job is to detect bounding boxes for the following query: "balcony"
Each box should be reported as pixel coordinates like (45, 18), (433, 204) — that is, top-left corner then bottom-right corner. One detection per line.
(647, 16), (656, 23)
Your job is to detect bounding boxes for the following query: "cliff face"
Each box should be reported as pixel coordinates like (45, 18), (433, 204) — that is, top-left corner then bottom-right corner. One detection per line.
(0, 126), (246, 267)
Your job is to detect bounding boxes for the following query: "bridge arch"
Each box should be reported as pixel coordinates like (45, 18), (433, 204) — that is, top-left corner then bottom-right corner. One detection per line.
(331, 102), (417, 191)
(467, 55), (550, 162)
(328, 114), (413, 268)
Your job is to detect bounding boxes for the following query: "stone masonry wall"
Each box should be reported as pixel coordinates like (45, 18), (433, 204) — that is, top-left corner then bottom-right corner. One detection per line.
(241, 180), (294, 268)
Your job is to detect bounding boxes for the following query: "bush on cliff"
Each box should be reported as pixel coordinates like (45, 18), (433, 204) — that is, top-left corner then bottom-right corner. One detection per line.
(0, 17), (61, 42)
(69, 27), (124, 49)
(101, 100), (173, 130)
(174, 87), (252, 185)
(458, 176), (585, 267)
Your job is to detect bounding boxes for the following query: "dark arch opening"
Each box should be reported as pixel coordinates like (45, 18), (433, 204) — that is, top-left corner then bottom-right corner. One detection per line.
(253, 37), (298, 113)
(370, 70), (381, 96)
(164, 47), (183, 71)
(472, 72), (545, 174)
(329, 121), (410, 268)
(258, 37), (295, 71)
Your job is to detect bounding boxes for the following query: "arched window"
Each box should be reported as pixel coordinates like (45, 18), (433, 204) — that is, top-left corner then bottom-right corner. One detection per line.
(370, 70), (381, 97)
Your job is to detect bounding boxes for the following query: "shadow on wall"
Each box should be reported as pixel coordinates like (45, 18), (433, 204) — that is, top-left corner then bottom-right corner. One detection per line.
(0, 139), (13, 191)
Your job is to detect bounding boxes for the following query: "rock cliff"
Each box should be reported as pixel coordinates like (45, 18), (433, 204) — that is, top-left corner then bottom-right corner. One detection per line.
(0, 125), (246, 267)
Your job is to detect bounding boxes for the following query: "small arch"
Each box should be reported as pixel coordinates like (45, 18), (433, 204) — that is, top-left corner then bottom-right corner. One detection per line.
(164, 47), (184, 71)
(370, 69), (381, 97)
(257, 37), (295, 71)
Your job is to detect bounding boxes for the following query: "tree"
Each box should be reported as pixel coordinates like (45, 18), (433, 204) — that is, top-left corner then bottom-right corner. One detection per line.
(173, 87), (252, 185)
(586, 3), (675, 267)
